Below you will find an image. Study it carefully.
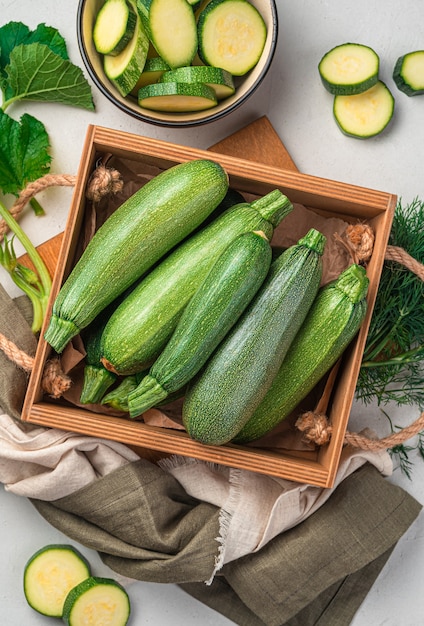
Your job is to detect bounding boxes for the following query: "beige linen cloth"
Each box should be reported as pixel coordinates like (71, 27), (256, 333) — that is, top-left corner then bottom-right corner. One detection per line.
(0, 411), (392, 580)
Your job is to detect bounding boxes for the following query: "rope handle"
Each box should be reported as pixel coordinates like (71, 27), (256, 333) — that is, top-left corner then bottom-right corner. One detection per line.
(1, 172), (423, 451)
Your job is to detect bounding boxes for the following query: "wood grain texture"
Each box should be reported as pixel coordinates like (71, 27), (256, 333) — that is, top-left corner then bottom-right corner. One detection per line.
(209, 116), (298, 172)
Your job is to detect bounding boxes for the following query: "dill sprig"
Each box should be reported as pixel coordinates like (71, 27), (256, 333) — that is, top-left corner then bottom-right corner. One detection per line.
(356, 197), (424, 408)
(355, 198), (424, 476)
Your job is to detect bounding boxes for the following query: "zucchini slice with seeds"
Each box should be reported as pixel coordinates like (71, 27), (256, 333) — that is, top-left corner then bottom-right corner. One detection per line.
(62, 576), (130, 626)
(23, 544), (91, 617)
(160, 65), (235, 99)
(104, 9), (150, 96)
(137, 0), (198, 68)
(318, 42), (379, 95)
(93, 0), (137, 56)
(393, 50), (424, 96)
(197, 0), (267, 76)
(138, 81), (218, 111)
(333, 80), (394, 138)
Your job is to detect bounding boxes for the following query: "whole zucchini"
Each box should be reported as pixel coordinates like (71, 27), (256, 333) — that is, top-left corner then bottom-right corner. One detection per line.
(44, 159), (229, 353)
(100, 189), (293, 375)
(79, 308), (117, 405)
(127, 230), (273, 417)
(182, 228), (326, 446)
(234, 263), (369, 443)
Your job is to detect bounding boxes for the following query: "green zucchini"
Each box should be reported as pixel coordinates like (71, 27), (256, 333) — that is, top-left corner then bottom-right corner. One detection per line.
(197, 0), (267, 76)
(127, 230), (273, 417)
(62, 576), (130, 626)
(93, 0), (137, 56)
(136, 0), (198, 68)
(234, 263), (369, 443)
(100, 189), (293, 375)
(333, 80), (395, 138)
(44, 159), (229, 354)
(138, 81), (218, 111)
(318, 43), (380, 95)
(103, 7), (150, 96)
(101, 371), (146, 411)
(182, 228), (326, 446)
(79, 304), (120, 405)
(393, 50), (424, 96)
(160, 65), (236, 100)
(23, 544), (91, 617)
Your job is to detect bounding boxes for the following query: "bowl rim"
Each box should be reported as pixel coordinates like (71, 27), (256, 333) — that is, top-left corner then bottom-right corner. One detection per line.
(76, 0), (279, 128)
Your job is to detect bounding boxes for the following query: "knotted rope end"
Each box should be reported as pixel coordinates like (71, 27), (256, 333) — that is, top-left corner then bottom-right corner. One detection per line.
(295, 411), (333, 446)
(85, 164), (124, 203)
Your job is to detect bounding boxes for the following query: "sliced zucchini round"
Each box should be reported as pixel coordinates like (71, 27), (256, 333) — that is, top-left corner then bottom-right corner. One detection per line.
(393, 50), (424, 96)
(104, 12), (150, 96)
(138, 0), (198, 68)
(130, 56), (171, 95)
(318, 43), (380, 95)
(93, 0), (137, 56)
(62, 576), (130, 626)
(23, 544), (91, 618)
(333, 80), (395, 139)
(160, 65), (235, 99)
(138, 81), (218, 111)
(197, 0), (267, 76)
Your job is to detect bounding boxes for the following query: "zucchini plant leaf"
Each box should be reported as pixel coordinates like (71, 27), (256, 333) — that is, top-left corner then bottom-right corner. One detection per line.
(0, 109), (51, 196)
(25, 23), (69, 60)
(4, 42), (94, 110)
(0, 22), (68, 97)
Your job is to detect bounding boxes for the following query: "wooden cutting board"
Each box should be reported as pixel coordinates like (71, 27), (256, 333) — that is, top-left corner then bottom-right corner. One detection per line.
(20, 116), (298, 273)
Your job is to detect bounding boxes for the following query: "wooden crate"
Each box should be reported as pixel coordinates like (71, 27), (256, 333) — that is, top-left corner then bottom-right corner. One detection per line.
(21, 125), (396, 487)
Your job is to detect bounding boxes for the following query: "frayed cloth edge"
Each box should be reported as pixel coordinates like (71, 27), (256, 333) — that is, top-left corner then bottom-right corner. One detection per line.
(158, 455), (243, 585)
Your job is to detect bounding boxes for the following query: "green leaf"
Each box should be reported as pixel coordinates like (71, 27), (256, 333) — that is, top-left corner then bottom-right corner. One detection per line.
(0, 21), (69, 100)
(0, 21), (68, 74)
(0, 21), (31, 75)
(3, 42), (94, 110)
(26, 23), (69, 60)
(0, 109), (51, 196)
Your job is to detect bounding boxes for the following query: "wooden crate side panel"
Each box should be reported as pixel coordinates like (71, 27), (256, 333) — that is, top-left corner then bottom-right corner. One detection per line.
(25, 401), (330, 486)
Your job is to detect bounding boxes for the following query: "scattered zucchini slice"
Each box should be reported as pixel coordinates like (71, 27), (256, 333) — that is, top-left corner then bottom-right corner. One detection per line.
(93, 0), (137, 56)
(393, 50), (424, 96)
(138, 81), (218, 111)
(137, 0), (198, 68)
(333, 80), (395, 138)
(160, 65), (235, 99)
(318, 42), (380, 95)
(23, 544), (91, 618)
(104, 10), (150, 96)
(197, 0), (267, 76)
(62, 576), (130, 626)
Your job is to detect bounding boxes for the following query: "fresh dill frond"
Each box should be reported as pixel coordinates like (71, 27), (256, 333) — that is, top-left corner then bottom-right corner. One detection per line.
(356, 197), (424, 409)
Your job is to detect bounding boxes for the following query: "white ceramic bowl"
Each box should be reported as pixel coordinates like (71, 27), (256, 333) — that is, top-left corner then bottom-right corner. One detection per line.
(77, 0), (278, 127)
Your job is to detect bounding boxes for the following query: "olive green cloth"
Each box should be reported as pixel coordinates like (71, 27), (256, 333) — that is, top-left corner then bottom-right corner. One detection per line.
(0, 285), (36, 420)
(31, 462), (421, 626)
(1, 287), (422, 625)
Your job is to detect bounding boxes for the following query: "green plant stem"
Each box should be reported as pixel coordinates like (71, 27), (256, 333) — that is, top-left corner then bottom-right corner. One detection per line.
(0, 199), (51, 331)
(10, 269), (45, 332)
(361, 345), (424, 368)
(30, 197), (45, 216)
